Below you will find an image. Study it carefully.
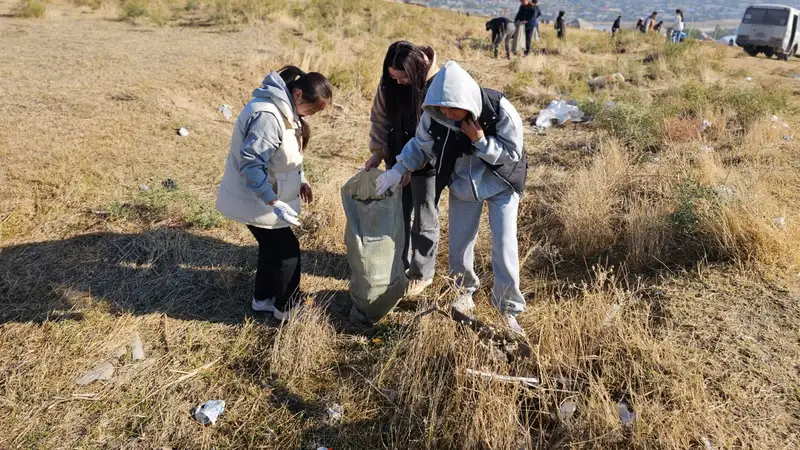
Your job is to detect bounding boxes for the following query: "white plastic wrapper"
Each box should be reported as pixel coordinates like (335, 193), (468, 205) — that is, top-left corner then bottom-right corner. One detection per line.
(194, 400), (226, 425)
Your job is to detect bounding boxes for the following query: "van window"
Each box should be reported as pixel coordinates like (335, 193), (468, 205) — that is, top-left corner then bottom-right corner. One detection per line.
(743, 8), (789, 26)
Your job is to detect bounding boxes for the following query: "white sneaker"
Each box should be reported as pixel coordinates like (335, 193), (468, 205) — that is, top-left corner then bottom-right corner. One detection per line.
(251, 297), (275, 312)
(506, 314), (526, 337)
(273, 308), (292, 322)
(451, 295), (476, 314)
(405, 278), (433, 297)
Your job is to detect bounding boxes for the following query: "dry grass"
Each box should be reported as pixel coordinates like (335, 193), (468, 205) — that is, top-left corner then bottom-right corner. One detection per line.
(1, 0), (800, 448)
(14, 0), (47, 17)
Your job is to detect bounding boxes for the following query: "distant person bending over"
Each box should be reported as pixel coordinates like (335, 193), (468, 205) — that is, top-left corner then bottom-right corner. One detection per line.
(374, 61), (529, 336)
(653, 21), (663, 33)
(612, 15), (622, 37)
(215, 66), (332, 321)
(364, 41), (441, 297)
(673, 9), (685, 43)
(635, 18), (645, 33)
(644, 11), (657, 33)
(555, 11), (566, 40)
(486, 17), (516, 59)
(515, 0), (537, 56)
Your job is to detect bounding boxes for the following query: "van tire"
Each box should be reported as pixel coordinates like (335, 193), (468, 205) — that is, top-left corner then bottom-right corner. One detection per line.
(764, 49), (775, 58)
(744, 47), (759, 57)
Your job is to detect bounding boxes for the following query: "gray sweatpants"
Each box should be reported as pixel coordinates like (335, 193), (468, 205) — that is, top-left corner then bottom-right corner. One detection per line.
(401, 174), (439, 281)
(448, 189), (525, 315)
(493, 22), (516, 58)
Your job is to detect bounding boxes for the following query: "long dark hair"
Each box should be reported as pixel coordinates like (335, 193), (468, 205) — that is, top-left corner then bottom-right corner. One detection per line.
(676, 9), (684, 22)
(380, 41), (433, 126)
(278, 65), (333, 150)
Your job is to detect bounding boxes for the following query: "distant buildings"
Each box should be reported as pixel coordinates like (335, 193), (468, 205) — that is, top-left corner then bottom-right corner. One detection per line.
(416, 0), (751, 25)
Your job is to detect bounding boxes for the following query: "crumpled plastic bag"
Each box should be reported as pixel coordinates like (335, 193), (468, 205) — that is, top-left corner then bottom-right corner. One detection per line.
(535, 100), (586, 128)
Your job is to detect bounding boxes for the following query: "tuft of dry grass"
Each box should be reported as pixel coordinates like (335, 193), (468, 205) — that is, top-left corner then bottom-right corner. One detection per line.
(553, 138), (629, 256)
(624, 196), (670, 270)
(270, 301), (336, 393)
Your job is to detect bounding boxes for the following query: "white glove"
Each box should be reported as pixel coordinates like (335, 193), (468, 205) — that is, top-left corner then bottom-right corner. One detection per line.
(271, 200), (301, 227)
(375, 168), (404, 196)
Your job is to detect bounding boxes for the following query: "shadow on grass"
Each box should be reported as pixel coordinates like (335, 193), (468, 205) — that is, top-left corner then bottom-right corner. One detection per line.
(0, 228), (349, 325)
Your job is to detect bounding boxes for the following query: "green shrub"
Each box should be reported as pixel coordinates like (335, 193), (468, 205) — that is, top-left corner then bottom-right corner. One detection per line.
(120, 0), (147, 19)
(503, 70), (535, 100)
(720, 87), (786, 128)
(595, 102), (661, 150)
(72, 0), (103, 9)
(671, 181), (714, 234)
(16, 0), (47, 18)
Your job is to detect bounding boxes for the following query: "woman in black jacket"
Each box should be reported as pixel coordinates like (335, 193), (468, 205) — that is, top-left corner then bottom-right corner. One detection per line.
(363, 42), (441, 297)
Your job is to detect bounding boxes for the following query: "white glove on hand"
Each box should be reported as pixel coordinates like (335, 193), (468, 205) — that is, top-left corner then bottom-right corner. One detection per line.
(271, 200), (301, 227)
(375, 168), (404, 196)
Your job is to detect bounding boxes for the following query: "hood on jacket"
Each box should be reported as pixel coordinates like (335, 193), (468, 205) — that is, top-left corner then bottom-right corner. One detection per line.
(252, 72), (297, 122)
(422, 61), (482, 130)
(422, 46), (440, 82)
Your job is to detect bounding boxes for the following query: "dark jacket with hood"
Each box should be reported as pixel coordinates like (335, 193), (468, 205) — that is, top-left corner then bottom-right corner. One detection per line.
(515, 4), (540, 28)
(369, 47), (439, 176)
(487, 17), (512, 34)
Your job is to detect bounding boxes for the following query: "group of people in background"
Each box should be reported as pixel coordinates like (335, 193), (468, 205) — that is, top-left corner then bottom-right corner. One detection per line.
(485, 0), (565, 59)
(488, 1), (687, 55)
(629, 9), (685, 43)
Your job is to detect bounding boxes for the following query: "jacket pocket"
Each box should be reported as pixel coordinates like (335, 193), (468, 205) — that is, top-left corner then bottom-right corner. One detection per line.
(273, 170), (302, 203)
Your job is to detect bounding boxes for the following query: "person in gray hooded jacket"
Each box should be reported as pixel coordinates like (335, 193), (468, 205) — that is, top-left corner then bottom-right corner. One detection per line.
(375, 61), (528, 335)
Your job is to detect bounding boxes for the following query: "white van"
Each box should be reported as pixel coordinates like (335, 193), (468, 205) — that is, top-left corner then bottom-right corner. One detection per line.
(736, 4), (800, 60)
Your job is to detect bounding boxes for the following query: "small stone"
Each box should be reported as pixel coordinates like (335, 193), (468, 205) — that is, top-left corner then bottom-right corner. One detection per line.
(773, 217), (786, 229)
(139, 184), (150, 192)
(178, 127), (190, 137)
(559, 401), (577, 420)
(131, 332), (145, 361)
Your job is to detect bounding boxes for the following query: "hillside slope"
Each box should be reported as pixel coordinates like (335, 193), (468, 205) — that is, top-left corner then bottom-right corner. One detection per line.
(1, 0), (799, 448)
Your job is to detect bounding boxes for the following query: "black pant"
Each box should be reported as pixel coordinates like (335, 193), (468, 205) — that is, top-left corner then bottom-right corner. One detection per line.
(524, 26), (534, 54)
(247, 225), (300, 312)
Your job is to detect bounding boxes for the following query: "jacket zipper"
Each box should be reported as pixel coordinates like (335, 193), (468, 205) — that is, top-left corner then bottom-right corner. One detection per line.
(436, 129), (451, 176)
(469, 155), (480, 201)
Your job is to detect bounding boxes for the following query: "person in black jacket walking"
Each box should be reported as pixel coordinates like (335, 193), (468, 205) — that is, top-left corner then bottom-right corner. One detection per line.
(612, 15), (622, 37)
(515, 0), (540, 55)
(486, 17), (515, 59)
(555, 11), (566, 40)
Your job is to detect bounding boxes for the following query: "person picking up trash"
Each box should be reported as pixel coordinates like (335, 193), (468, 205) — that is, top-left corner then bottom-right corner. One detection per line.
(486, 17), (516, 59)
(364, 41), (441, 299)
(375, 61), (528, 336)
(215, 66), (333, 322)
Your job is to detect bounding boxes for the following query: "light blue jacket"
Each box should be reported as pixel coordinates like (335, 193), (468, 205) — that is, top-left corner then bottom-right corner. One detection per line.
(394, 61), (524, 202)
